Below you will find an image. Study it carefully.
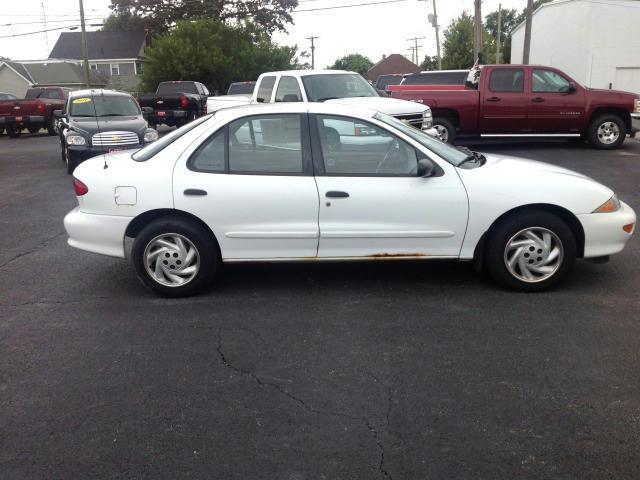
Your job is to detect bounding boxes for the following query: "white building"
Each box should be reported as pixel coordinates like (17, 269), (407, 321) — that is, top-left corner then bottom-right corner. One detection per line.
(511, 0), (640, 94)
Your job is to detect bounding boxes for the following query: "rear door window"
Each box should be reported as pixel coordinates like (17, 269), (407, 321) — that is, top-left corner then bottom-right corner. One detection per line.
(275, 76), (302, 102)
(488, 68), (524, 92)
(256, 76), (276, 103)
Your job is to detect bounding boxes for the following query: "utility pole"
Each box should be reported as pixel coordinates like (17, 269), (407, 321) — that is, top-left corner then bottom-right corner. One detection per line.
(306, 36), (319, 69)
(523, 0), (533, 64)
(78, 0), (91, 88)
(496, 3), (502, 64)
(407, 37), (425, 65)
(473, 0), (483, 64)
(432, 0), (441, 70)
(40, 0), (49, 56)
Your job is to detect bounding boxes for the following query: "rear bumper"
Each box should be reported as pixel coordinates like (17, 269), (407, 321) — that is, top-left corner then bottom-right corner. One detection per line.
(64, 207), (131, 258)
(0, 115), (45, 125)
(578, 201), (636, 258)
(631, 113), (640, 135)
(151, 109), (187, 123)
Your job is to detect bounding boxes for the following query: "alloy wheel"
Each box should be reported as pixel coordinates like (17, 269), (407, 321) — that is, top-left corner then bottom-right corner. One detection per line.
(433, 124), (449, 143)
(143, 233), (200, 287)
(596, 121), (620, 145)
(503, 227), (564, 283)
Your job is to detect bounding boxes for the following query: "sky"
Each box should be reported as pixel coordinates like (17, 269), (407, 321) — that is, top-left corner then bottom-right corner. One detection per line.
(0, 0), (527, 66)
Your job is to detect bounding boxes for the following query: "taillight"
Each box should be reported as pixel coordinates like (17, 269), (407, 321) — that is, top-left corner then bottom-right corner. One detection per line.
(36, 100), (45, 114)
(73, 177), (89, 196)
(180, 95), (188, 109)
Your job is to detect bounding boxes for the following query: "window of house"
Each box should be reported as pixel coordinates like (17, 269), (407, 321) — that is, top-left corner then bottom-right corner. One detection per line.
(110, 63), (120, 76)
(90, 64), (98, 70)
(488, 68), (524, 92)
(316, 115), (418, 176)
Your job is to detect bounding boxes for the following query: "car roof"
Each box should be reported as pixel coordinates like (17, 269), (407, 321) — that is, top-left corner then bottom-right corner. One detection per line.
(211, 101), (378, 123)
(69, 88), (132, 98)
(258, 69), (354, 78)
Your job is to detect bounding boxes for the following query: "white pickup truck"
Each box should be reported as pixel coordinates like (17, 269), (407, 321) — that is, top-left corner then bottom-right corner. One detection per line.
(206, 70), (434, 133)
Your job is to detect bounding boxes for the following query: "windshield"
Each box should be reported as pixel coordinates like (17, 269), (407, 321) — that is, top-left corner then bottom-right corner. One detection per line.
(302, 73), (379, 102)
(375, 112), (469, 167)
(70, 95), (140, 117)
(157, 82), (198, 95)
(228, 82), (255, 95)
(132, 114), (212, 161)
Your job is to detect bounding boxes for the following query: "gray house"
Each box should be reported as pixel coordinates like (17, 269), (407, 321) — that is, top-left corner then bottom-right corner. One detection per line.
(49, 31), (147, 92)
(0, 60), (107, 98)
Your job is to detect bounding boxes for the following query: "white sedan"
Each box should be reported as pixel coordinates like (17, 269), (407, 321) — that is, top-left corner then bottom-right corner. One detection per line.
(64, 103), (636, 297)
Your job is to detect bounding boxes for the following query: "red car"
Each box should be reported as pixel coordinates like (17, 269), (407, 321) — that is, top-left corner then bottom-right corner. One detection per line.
(0, 87), (70, 137)
(391, 64), (640, 148)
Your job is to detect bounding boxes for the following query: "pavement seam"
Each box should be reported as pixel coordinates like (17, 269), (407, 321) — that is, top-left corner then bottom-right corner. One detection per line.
(0, 231), (66, 271)
(216, 331), (394, 480)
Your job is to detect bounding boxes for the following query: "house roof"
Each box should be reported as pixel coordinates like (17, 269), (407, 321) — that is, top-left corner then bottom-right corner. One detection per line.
(49, 31), (146, 60)
(1, 60), (108, 86)
(366, 54), (421, 82)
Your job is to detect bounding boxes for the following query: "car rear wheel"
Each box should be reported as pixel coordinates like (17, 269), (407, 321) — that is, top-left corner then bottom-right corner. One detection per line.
(485, 210), (576, 292)
(6, 125), (21, 138)
(47, 117), (58, 136)
(27, 126), (40, 134)
(132, 217), (219, 297)
(587, 114), (626, 149)
(0, 127), (4, 135)
(432, 117), (456, 143)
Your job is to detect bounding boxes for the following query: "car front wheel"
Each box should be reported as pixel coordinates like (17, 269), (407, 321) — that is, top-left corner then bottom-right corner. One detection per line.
(132, 217), (219, 297)
(587, 114), (626, 149)
(485, 210), (576, 292)
(432, 117), (456, 143)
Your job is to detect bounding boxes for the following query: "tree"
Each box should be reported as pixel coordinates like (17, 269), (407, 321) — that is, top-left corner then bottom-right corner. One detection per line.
(328, 54), (373, 76)
(441, 12), (475, 69)
(484, 8), (519, 63)
(109, 0), (298, 34)
(420, 55), (439, 71)
(102, 11), (146, 32)
(139, 19), (301, 93)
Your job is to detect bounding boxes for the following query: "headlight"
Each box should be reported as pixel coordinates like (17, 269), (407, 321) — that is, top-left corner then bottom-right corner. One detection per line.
(593, 194), (621, 213)
(66, 134), (86, 146)
(634, 99), (640, 113)
(144, 128), (159, 143)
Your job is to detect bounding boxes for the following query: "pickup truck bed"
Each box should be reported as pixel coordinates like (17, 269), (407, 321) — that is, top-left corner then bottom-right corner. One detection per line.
(0, 87), (68, 137)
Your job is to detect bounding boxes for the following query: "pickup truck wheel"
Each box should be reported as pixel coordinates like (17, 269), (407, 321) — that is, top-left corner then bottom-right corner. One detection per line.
(587, 114), (626, 149)
(47, 118), (58, 136)
(433, 117), (456, 143)
(27, 126), (40, 134)
(485, 210), (576, 292)
(6, 125), (22, 138)
(0, 127), (4, 135)
(132, 218), (219, 297)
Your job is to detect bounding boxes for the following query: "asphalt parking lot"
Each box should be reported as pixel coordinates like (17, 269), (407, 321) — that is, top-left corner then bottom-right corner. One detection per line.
(1, 132), (639, 479)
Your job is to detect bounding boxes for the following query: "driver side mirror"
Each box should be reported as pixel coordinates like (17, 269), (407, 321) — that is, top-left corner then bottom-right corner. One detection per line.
(417, 158), (437, 178)
(567, 82), (577, 93)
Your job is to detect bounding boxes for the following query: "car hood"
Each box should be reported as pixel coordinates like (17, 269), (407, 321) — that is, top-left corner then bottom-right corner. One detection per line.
(480, 153), (593, 180)
(586, 87), (637, 101)
(325, 96), (429, 115)
(69, 115), (148, 137)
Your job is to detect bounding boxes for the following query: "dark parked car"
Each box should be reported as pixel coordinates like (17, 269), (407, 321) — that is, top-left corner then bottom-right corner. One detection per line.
(374, 74), (404, 96)
(0, 87), (70, 137)
(138, 81), (209, 128)
(56, 89), (158, 173)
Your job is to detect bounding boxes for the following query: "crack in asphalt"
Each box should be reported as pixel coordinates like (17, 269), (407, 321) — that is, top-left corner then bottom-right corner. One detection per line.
(0, 231), (66, 271)
(216, 331), (394, 479)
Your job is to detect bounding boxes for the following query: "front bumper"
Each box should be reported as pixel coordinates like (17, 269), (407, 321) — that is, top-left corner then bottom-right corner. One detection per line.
(631, 113), (640, 135)
(68, 144), (140, 162)
(64, 207), (131, 258)
(578, 201), (636, 258)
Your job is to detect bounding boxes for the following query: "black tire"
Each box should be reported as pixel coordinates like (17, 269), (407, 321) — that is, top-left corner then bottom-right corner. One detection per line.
(27, 126), (40, 134)
(587, 114), (626, 149)
(432, 117), (456, 143)
(485, 210), (576, 292)
(47, 117), (57, 136)
(7, 125), (22, 138)
(0, 127), (4, 135)
(66, 149), (78, 174)
(132, 217), (219, 297)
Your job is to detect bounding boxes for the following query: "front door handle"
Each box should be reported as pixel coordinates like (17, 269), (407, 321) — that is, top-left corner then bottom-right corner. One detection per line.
(531, 97), (545, 103)
(184, 188), (207, 196)
(326, 191), (349, 198)
(486, 96), (501, 102)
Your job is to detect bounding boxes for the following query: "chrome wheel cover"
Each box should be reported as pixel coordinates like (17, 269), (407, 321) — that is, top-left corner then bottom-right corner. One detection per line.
(433, 124), (449, 142)
(504, 227), (564, 283)
(143, 233), (200, 287)
(596, 121), (620, 145)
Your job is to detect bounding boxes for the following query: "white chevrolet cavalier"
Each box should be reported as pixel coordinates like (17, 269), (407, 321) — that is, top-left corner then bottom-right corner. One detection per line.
(64, 103), (636, 296)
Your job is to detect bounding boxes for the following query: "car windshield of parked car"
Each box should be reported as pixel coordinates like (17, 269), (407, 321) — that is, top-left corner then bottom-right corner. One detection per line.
(132, 114), (212, 162)
(375, 112), (470, 167)
(302, 74), (379, 102)
(70, 95), (141, 117)
(156, 82), (198, 95)
(228, 83), (255, 95)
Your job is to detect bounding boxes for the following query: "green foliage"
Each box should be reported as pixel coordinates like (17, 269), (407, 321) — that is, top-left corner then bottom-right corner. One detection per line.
(441, 12), (475, 69)
(102, 11), (146, 32)
(328, 54), (374, 76)
(139, 19), (301, 93)
(484, 8), (519, 63)
(420, 55), (439, 71)
(109, 0), (298, 34)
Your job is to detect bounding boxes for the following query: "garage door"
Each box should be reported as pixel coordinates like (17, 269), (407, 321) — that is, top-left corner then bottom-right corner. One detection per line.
(615, 67), (640, 95)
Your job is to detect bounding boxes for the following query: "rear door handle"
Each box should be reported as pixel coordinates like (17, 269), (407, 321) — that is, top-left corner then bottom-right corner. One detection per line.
(326, 191), (349, 198)
(531, 97), (545, 103)
(184, 189), (207, 196)
(486, 96), (501, 102)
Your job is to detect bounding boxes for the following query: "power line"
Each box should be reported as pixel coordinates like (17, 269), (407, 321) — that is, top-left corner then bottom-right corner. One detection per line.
(1, 18), (104, 27)
(0, 24), (101, 39)
(294, 0), (409, 13)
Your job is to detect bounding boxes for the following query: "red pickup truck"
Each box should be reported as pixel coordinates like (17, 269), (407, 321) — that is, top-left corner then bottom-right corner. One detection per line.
(391, 64), (640, 149)
(0, 87), (70, 138)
